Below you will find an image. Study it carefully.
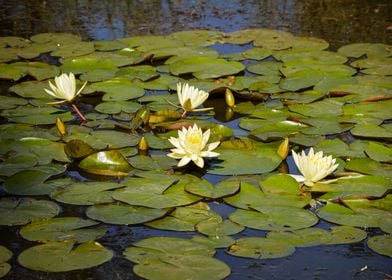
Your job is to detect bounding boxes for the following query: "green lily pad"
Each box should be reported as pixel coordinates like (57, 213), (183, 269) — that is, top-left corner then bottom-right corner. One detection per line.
(86, 203), (168, 225)
(11, 61), (60, 80)
(18, 241), (112, 272)
(133, 254), (230, 280)
(184, 178), (240, 199)
(367, 235), (392, 257)
(85, 78), (145, 101)
(0, 137), (70, 165)
(311, 175), (391, 199)
(146, 206), (221, 232)
(0, 246), (12, 278)
(191, 235), (236, 249)
(79, 150), (133, 176)
(115, 65), (158, 81)
(365, 141), (392, 163)
(259, 174), (301, 195)
(229, 206), (318, 231)
(0, 155), (38, 177)
(112, 175), (203, 208)
(3, 169), (53, 195)
(0, 197), (60, 226)
(50, 181), (124, 205)
(95, 101), (142, 114)
(344, 158), (392, 179)
(247, 61), (283, 76)
(351, 123), (392, 139)
(266, 228), (332, 247)
(227, 237), (295, 259)
(64, 139), (96, 159)
(338, 43), (391, 58)
(326, 226), (367, 245)
(169, 57), (245, 79)
(316, 202), (380, 228)
(196, 218), (244, 236)
(20, 217), (106, 243)
(128, 154), (177, 171)
(208, 139), (282, 175)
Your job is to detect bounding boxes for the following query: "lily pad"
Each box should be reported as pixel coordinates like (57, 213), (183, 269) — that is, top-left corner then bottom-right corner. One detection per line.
(0, 197), (60, 226)
(112, 175), (203, 208)
(326, 226), (367, 245)
(0, 246), (12, 278)
(20, 217), (106, 243)
(208, 139), (282, 175)
(184, 178), (240, 199)
(18, 241), (112, 272)
(50, 181), (124, 205)
(79, 150), (133, 176)
(367, 235), (392, 257)
(86, 203), (168, 225)
(229, 206), (318, 231)
(266, 228), (332, 247)
(227, 237), (295, 259)
(169, 57), (245, 79)
(146, 206), (221, 232)
(196, 218), (244, 236)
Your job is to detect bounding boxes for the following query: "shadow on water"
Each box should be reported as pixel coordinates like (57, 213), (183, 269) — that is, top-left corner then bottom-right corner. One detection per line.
(0, 1), (391, 280)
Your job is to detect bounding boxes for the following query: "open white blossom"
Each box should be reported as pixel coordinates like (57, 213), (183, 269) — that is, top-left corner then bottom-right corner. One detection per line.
(176, 83), (212, 114)
(44, 73), (87, 104)
(167, 124), (220, 168)
(290, 148), (338, 187)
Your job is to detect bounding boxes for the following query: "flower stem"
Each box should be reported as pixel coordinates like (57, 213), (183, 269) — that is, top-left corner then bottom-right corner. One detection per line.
(71, 103), (87, 122)
(180, 110), (188, 119)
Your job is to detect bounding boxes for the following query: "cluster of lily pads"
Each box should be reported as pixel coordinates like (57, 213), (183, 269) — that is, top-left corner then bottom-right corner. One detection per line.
(0, 29), (391, 279)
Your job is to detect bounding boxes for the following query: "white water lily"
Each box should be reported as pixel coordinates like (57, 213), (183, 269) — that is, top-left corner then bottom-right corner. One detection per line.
(290, 148), (338, 187)
(44, 72), (87, 104)
(167, 124), (220, 168)
(176, 83), (213, 117)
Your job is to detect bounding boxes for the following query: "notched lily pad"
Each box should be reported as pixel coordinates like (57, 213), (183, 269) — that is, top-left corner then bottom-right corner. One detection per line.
(18, 241), (113, 272)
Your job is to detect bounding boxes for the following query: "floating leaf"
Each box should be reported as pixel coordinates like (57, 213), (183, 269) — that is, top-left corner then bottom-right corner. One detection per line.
(146, 206), (221, 232)
(229, 206), (318, 231)
(169, 57), (245, 79)
(18, 241), (112, 272)
(86, 203), (168, 225)
(185, 179), (240, 199)
(267, 228), (332, 247)
(227, 237), (295, 259)
(367, 235), (392, 257)
(208, 139), (281, 175)
(0, 198), (60, 226)
(51, 181), (124, 205)
(196, 218), (244, 236)
(20, 217), (106, 243)
(79, 150), (133, 176)
(326, 226), (367, 245)
(0, 246), (12, 278)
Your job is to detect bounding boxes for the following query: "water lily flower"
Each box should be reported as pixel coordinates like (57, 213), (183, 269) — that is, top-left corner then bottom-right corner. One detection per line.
(290, 148), (338, 187)
(167, 124), (220, 168)
(176, 83), (213, 118)
(45, 72), (87, 121)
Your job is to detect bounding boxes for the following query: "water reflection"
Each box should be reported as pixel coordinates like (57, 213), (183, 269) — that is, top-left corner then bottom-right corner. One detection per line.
(0, 0), (390, 49)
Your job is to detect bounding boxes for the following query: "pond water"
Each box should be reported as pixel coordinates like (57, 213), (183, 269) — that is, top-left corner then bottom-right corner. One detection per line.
(0, 1), (391, 280)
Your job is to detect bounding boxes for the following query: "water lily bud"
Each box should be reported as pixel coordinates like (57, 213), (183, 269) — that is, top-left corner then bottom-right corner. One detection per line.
(138, 136), (149, 152)
(225, 107), (234, 121)
(135, 108), (150, 125)
(277, 137), (289, 159)
(56, 117), (66, 137)
(225, 88), (235, 108)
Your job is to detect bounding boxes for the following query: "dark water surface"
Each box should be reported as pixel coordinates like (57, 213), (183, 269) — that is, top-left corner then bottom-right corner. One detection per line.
(0, 0), (391, 49)
(0, 1), (391, 280)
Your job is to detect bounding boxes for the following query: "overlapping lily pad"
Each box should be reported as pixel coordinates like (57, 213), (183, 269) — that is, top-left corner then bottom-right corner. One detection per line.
(0, 246), (12, 277)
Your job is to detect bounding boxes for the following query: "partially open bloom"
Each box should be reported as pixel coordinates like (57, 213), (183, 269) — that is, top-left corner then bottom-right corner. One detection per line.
(290, 148), (338, 187)
(45, 73), (87, 104)
(45, 73), (88, 121)
(167, 124), (220, 168)
(176, 83), (212, 117)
